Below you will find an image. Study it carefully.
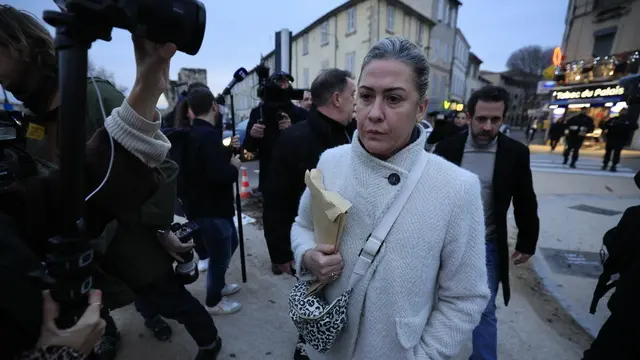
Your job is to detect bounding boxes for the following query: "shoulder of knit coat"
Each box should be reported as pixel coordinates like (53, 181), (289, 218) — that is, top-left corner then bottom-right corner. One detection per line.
(103, 99), (171, 168)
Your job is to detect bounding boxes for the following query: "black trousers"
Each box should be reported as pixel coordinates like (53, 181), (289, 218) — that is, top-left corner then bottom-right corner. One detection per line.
(550, 138), (560, 151)
(564, 136), (585, 164)
(105, 270), (218, 348)
(603, 143), (623, 167)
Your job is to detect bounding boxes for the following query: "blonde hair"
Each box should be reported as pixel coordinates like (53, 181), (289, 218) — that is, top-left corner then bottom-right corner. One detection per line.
(0, 5), (56, 76)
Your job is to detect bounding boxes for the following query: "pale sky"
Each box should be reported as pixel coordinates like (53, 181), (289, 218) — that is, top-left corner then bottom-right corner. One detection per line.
(6, 0), (567, 102)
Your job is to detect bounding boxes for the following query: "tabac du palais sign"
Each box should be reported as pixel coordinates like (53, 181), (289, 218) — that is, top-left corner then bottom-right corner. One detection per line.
(551, 85), (625, 101)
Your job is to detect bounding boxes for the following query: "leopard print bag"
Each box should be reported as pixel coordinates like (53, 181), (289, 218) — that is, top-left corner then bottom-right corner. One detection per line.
(289, 281), (353, 353)
(288, 152), (428, 353)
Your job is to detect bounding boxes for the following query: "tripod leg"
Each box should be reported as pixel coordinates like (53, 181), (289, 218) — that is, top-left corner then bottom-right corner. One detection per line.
(235, 181), (247, 282)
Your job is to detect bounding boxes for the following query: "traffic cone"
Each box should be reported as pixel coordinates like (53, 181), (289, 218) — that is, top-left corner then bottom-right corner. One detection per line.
(240, 169), (252, 199)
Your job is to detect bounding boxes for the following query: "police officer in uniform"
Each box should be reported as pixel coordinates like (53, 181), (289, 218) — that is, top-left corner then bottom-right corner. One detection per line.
(563, 107), (595, 168)
(600, 108), (639, 172)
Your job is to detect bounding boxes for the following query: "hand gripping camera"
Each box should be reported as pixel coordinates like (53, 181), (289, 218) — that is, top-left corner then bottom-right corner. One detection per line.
(169, 221), (200, 284)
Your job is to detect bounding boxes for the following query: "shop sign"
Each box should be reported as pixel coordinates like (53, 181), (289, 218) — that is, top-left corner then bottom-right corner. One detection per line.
(443, 100), (464, 111)
(551, 85), (625, 101)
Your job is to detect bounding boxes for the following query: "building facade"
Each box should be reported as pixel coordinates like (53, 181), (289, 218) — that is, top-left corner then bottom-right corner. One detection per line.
(426, 0), (462, 112)
(464, 52), (483, 102)
(292, 0), (435, 87)
(229, 0), (438, 120)
(562, 0), (640, 62)
(164, 68), (208, 110)
(450, 28), (470, 103)
(556, 0), (640, 149)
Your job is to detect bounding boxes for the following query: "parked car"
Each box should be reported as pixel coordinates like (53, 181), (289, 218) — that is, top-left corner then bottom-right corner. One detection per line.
(222, 119), (255, 161)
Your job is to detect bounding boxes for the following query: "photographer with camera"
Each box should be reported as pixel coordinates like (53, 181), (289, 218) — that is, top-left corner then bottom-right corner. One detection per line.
(243, 71), (308, 196)
(0, 5), (223, 360)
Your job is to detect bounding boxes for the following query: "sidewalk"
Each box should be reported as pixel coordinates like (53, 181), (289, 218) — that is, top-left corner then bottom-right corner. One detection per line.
(523, 171), (640, 338)
(107, 209), (593, 359)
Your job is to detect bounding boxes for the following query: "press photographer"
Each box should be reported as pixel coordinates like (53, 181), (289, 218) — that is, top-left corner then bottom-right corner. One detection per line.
(0, 3), (223, 360)
(243, 67), (308, 197)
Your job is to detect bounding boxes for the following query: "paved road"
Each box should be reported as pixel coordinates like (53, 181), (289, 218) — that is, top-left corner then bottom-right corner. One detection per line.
(530, 152), (636, 178)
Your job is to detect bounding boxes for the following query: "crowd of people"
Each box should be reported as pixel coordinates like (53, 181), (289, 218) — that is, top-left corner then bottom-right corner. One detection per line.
(0, 3), (638, 360)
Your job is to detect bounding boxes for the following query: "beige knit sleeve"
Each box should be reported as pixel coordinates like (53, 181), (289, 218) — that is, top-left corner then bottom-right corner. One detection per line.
(103, 99), (172, 168)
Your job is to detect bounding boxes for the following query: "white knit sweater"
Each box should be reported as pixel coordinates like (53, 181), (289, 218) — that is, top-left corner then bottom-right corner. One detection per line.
(104, 99), (171, 168)
(291, 126), (490, 360)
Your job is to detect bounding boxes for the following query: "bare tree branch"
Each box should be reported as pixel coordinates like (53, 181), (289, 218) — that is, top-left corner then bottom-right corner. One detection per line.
(88, 59), (128, 94)
(506, 45), (556, 76)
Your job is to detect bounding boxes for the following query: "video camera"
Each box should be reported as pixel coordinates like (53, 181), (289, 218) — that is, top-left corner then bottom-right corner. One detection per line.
(0, 111), (37, 189)
(52, 0), (206, 55)
(255, 63), (305, 106)
(41, 0), (207, 328)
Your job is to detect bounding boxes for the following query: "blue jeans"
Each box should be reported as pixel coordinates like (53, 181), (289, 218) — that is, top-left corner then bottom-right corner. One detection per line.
(193, 217), (238, 307)
(470, 240), (500, 360)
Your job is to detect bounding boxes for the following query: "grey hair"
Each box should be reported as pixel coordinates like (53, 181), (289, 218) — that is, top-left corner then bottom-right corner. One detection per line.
(360, 36), (430, 101)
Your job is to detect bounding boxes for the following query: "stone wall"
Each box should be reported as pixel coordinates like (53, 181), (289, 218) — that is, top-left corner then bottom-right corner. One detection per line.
(163, 68), (208, 111)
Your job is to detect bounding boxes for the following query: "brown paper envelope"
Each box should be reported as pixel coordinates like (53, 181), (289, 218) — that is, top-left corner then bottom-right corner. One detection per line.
(303, 170), (352, 296)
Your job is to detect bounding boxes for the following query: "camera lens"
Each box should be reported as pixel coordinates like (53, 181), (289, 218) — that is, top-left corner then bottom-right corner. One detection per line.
(130, 0), (207, 56)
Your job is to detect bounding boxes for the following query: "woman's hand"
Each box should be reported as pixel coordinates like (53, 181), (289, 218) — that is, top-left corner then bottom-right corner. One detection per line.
(36, 290), (106, 356)
(303, 244), (344, 283)
(128, 36), (178, 121)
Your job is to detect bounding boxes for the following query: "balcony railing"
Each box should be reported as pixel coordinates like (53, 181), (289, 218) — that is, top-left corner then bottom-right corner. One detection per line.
(554, 49), (639, 85)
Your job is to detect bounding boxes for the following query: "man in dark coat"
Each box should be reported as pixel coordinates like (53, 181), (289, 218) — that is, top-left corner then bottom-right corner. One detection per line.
(262, 68), (356, 360)
(434, 85), (539, 360)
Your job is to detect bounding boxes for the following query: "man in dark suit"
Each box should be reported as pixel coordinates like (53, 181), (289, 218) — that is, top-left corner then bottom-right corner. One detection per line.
(434, 85), (540, 360)
(263, 68), (356, 360)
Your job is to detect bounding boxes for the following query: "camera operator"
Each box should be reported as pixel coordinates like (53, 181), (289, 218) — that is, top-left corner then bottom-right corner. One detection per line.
(243, 71), (308, 196)
(600, 107), (639, 172)
(0, 6), (222, 360)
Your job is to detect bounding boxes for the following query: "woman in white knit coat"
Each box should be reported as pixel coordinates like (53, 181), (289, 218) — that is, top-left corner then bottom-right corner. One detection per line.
(291, 37), (491, 360)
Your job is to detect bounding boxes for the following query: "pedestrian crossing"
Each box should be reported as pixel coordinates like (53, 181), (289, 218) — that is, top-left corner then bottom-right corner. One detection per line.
(529, 154), (636, 178)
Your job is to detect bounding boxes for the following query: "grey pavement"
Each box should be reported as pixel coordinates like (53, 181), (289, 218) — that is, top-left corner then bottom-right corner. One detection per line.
(110, 217), (592, 360)
(523, 170), (639, 340)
